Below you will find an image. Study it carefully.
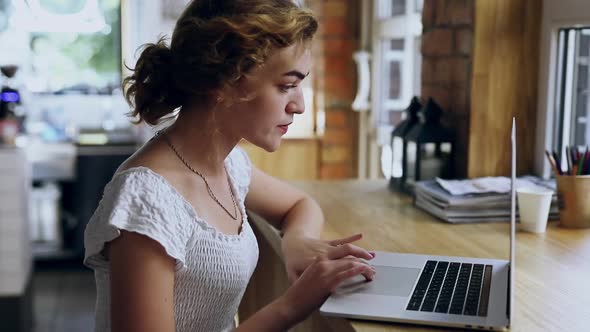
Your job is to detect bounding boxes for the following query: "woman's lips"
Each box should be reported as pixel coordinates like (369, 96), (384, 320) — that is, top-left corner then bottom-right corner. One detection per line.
(277, 125), (289, 134)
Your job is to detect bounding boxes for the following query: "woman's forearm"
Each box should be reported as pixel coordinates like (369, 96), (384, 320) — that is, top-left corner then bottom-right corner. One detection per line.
(234, 296), (295, 332)
(280, 196), (324, 240)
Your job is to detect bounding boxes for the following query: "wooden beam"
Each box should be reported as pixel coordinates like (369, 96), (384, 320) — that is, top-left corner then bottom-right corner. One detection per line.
(468, 0), (542, 177)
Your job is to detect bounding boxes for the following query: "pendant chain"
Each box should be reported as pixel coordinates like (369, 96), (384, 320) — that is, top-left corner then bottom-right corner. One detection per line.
(158, 131), (238, 221)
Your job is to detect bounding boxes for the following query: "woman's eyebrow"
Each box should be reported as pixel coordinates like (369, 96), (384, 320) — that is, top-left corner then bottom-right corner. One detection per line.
(282, 70), (310, 80)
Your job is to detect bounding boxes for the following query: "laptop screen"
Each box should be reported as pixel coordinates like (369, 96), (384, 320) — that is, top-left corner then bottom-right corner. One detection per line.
(509, 117), (516, 322)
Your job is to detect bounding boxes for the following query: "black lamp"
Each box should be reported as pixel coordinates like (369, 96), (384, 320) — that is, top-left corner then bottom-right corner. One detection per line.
(394, 97), (455, 193)
(389, 96), (421, 192)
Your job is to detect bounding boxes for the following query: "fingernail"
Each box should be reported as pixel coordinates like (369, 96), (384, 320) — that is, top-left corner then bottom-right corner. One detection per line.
(370, 252), (376, 258)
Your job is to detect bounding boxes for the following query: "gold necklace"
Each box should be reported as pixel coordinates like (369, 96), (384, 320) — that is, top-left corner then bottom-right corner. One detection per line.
(158, 131), (239, 221)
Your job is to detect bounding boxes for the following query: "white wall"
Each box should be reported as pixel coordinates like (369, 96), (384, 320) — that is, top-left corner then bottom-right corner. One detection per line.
(542, 0), (590, 23)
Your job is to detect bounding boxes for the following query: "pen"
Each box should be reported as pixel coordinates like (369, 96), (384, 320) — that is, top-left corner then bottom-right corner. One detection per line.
(575, 154), (586, 175)
(571, 146), (579, 175)
(579, 148), (585, 175)
(545, 151), (560, 176)
(552, 150), (562, 174)
(571, 146), (578, 170)
(566, 147), (572, 175)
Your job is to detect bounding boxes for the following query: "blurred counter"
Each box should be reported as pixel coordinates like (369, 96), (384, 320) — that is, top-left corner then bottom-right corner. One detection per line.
(18, 131), (139, 260)
(25, 141), (76, 181)
(24, 127), (140, 181)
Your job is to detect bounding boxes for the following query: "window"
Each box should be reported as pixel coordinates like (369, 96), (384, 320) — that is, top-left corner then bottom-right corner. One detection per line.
(553, 27), (590, 168)
(0, 0), (126, 138)
(288, 0), (314, 138)
(370, 0), (422, 178)
(373, 0), (422, 127)
(536, 0), (590, 177)
(9, 0), (122, 95)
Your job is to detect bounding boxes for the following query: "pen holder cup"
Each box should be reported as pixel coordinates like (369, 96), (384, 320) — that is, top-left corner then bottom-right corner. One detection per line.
(555, 175), (590, 228)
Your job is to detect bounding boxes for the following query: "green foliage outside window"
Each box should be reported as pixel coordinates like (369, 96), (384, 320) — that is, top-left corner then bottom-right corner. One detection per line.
(29, 0), (121, 94)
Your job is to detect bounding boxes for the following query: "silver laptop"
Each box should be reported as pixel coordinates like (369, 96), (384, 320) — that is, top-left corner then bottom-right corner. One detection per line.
(320, 118), (517, 331)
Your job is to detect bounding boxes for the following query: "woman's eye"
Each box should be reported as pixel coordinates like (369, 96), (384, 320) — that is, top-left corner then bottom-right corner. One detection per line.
(280, 84), (298, 92)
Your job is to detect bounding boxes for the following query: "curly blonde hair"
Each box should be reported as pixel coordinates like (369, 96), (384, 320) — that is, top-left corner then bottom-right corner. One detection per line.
(123, 0), (318, 125)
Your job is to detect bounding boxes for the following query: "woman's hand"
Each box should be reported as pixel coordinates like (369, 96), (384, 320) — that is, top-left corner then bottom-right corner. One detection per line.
(277, 252), (376, 325)
(281, 233), (376, 282)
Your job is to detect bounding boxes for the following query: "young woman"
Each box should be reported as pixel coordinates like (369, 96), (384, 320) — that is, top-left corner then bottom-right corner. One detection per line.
(84, 1), (376, 331)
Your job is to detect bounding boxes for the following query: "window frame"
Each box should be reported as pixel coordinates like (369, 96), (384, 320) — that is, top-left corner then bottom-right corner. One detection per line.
(371, 1), (422, 131)
(536, 0), (590, 178)
(367, 0), (422, 178)
(552, 28), (590, 162)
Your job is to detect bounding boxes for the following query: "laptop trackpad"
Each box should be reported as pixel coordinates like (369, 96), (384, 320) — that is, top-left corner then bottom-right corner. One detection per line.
(335, 265), (420, 297)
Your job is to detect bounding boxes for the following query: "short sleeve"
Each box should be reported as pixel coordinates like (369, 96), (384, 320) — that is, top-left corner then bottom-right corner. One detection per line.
(226, 146), (252, 199)
(84, 169), (193, 271)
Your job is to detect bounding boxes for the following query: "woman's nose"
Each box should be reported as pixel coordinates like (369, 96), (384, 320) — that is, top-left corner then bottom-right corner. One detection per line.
(286, 101), (304, 114)
(286, 89), (305, 114)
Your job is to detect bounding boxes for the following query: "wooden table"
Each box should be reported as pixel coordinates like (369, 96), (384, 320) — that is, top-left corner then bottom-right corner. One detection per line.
(238, 180), (590, 332)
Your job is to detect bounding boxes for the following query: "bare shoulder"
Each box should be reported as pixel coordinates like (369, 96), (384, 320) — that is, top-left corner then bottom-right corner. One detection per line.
(115, 136), (192, 199)
(117, 137), (176, 175)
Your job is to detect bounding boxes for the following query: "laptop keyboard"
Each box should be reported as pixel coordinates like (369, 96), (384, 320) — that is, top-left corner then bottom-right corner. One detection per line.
(406, 260), (493, 316)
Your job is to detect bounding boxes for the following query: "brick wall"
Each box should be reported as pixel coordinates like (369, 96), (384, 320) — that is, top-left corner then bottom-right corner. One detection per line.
(421, 0), (474, 178)
(307, 0), (475, 179)
(309, 0), (359, 179)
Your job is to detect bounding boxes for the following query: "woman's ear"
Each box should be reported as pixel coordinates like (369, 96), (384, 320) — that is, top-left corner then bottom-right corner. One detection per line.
(217, 82), (253, 108)
(212, 88), (229, 106)
(213, 86), (239, 109)
(234, 76), (259, 103)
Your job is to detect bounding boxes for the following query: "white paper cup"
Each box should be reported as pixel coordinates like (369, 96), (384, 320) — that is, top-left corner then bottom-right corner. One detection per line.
(517, 187), (553, 233)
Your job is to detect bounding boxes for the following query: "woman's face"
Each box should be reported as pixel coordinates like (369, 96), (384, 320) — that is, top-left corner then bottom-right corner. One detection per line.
(224, 43), (312, 152)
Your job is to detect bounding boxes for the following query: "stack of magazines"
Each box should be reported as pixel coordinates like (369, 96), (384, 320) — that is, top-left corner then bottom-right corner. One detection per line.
(414, 176), (559, 223)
